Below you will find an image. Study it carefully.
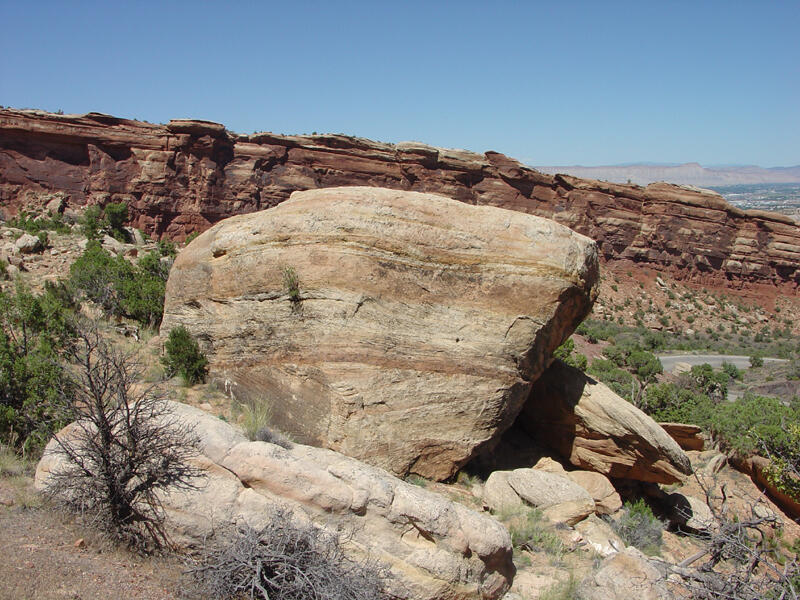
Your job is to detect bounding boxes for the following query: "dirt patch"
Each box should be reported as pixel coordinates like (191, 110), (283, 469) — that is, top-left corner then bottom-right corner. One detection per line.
(0, 478), (186, 600)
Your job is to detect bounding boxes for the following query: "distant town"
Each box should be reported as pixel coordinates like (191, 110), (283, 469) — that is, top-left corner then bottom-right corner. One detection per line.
(712, 183), (800, 221)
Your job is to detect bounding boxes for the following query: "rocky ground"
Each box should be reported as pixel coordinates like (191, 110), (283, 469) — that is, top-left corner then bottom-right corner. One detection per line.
(1, 217), (798, 599)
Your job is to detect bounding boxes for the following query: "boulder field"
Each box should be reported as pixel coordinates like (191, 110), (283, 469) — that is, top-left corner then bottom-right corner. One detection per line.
(161, 186), (599, 480)
(2, 108), (799, 293)
(35, 402), (515, 600)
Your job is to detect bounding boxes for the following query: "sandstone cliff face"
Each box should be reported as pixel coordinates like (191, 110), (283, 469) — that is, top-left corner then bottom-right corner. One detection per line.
(161, 187), (599, 481)
(2, 109), (798, 292)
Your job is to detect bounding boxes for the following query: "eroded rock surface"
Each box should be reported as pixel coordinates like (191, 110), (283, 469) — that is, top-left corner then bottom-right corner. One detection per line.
(2, 109), (798, 292)
(519, 360), (692, 484)
(160, 187), (599, 480)
(35, 402), (514, 600)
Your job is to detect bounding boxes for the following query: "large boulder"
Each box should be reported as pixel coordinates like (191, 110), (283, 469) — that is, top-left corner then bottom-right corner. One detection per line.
(482, 468), (595, 526)
(161, 186), (599, 480)
(35, 402), (514, 600)
(519, 360), (692, 484)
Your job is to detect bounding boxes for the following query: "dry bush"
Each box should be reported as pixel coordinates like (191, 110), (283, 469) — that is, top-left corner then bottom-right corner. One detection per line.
(43, 325), (204, 551)
(668, 475), (799, 600)
(188, 508), (388, 600)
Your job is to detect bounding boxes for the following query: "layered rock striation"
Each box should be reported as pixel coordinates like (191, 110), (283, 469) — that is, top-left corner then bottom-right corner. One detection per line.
(161, 187), (599, 480)
(2, 109), (799, 292)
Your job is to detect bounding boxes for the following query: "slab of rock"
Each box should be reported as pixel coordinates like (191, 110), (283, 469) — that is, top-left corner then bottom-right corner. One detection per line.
(520, 360), (692, 484)
(578, 547), (673, 600)
(35, 402), (513, 600)
(659, 422), (704, 451)
(507, 468), (595, 525)
(161, 186), (599, 480)
(567, 470), (622, 515)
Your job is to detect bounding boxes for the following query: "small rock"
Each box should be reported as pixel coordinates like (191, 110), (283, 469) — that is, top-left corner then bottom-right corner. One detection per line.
(5, 264), (19, 277)
(198, 402), (213, 412)
(667, 492), (715, 533)
(15, 233), (42, 254)
(45, 196), (65, 215)
(74, 538), (86, 548)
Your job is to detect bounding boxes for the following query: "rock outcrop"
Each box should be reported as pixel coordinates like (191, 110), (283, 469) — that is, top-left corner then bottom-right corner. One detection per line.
(659, 422), (705, 451)
(35, 402), (514, 600)
(160, 186), (599, 480)
(519, 360), (692, 484)
(2, 109), (799, 292)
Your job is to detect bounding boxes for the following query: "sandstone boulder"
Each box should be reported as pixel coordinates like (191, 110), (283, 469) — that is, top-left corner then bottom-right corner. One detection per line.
(161, 186), (599, 480)
(659, 422), (704, 451)
(578, 547), (673, 600)
(520, 360), (692, 484)
(566, 470), (622, 515)
(35, 402), (513, 600)
(667, 492), (715, 533)
(483, 468), (595, 525)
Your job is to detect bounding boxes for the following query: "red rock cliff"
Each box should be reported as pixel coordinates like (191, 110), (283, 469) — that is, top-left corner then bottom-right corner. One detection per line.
(1, 109), (798, 292)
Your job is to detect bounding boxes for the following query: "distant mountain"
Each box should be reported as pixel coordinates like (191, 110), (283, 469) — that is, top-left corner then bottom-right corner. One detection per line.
(534, 162), (800, 187)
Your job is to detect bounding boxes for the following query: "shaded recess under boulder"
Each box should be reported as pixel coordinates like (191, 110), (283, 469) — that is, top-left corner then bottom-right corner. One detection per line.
(161, 186), (599, 480)
(35, 402), (514, 600)
(515, 360), (692, 485)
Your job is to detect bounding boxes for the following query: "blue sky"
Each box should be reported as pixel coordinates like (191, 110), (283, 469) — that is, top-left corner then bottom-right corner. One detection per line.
(1, 1), (798, 166)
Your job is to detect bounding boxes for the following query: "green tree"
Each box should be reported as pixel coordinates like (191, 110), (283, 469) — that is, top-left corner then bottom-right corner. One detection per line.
(161, 326), (208, 385)
(104, 202), (129, 241)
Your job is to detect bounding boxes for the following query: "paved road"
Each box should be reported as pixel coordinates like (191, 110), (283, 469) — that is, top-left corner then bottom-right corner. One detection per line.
(657, 354), (788, 372)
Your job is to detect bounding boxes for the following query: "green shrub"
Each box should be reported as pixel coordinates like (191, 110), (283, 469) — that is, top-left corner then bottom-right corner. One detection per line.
(103, 202), (129, 241)
(609, 499), (663, 555)
(553, 338), (588, 371)
(0, 283), (75, 454)
(7, 210), (70, 235)
(157, 238), (177, 259)
(497, 505), (564, 562)
(161, 326), (208, 385)
(710, 393), (799, 457)
(80, 206), (103, 240)
(721, 361), (741, 380)
(641, 382), (715, 426)
(764, 423), (800, 502)
(750, 354), (764, 368)
(69, 242), (169, 327)
(283, 266), (300, 303)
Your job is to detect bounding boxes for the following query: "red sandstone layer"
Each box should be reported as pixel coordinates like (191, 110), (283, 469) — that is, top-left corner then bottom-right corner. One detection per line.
(1, 109), (798, 292)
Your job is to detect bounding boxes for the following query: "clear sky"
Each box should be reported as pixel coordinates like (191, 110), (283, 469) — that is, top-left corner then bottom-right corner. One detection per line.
(1, 1), (798, 167)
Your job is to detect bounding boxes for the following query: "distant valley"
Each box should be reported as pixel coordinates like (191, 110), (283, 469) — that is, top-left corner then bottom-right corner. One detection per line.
(535, 162), (800, 187)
